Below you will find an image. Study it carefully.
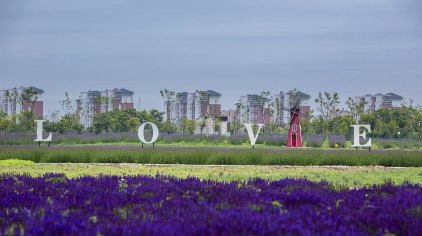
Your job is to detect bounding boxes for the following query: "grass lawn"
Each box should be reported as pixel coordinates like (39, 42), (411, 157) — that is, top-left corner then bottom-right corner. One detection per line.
(1, 159), (421, 188)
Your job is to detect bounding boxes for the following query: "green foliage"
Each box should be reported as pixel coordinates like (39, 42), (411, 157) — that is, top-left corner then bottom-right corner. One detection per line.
(310, 116), (325, 134)
(345, 96), (366, 123)
(2, 131), (422, 149)
(229, 119), (242, 134)
(1, 163), (421, 188)
(179, 117), (195, 134)
(1, 148), (422, 167)
(299, 111), (312, 135)
(92, 109), (164, 133)
(0, 159), (35, 166)
(314, 92), (340, 123)
(0, 111), (14, 132)
(360, 107), (421, 138)
(328, 115), (353, 136)
(0, 111), (36, 133)
(18, 111), (37, 132)
(44, 113), (84, 134)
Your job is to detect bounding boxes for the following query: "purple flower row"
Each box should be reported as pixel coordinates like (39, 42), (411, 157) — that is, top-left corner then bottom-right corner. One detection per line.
(1, 174), (421, 235)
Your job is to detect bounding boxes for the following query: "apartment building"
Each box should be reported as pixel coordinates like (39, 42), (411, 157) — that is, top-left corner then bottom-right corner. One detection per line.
(237, 94), (272, 125)
(166, 90), (222, 123)
(76, 88), (134, 127)
(0, 86), (44, 118)
(354, 93), (404, 112)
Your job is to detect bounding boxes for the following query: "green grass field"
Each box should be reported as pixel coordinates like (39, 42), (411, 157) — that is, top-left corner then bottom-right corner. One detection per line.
(2, 146), (421, 189)
(1, 159), (421, 188)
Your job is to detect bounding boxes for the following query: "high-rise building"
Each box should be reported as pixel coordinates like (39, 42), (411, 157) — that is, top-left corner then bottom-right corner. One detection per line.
(237, 94), (272, 125)
(165, 90), (222, 123)
(76, 88), (134, 127)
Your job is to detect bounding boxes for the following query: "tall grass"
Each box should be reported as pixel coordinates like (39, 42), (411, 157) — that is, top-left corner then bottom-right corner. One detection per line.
(0, 147), (421, 167)
(0, 133), (286, 147)
(1, 133), (422, 149)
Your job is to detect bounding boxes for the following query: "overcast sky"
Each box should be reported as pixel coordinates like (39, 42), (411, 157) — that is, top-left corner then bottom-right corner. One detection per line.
(1, 0), (421, 116)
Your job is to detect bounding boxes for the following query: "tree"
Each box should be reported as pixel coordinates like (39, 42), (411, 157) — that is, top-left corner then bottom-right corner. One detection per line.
(314, 92), (340, 134)
(149, 109), (165, 123)
(255, 91), (273, 125)
(91, 95), (114, 115)
(20, 87), (39, 115)
(160, 89), (176, 133)
(3, 90), (10, 114)
(310, 115), (325, 134)
(93, 95), (112, 113)
(253, 92), (274, 134)
(328, 115), (353, 137)
(345, 97), (366, 123)
(230, 119), (241, 134)
(286, 89), (302, 107)
(8, 90), (18, 115)
(0, 111), (12, 133)
(58, 92), (84, 133)
(197, 91), (210, 118)
(356, 106), (422, 139)
(274, 96), (282, 127)
(43, 92), (85, 134)
(315, 92), (340, 121)
(44, 113), (84, 134)
(128, 117), (140, 132)
(17, 111), (36, 132)
(91, 109), (165, 134)
(300, 110), (313, 135)
(60, 92), (73, 116)
(92, 112), (111, 133)
(179, 117), (195, 134)
(48, 110), (61, 122)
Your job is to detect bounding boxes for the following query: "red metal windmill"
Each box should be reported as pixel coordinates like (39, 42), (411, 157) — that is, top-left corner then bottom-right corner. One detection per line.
(282, 100), (307, 147)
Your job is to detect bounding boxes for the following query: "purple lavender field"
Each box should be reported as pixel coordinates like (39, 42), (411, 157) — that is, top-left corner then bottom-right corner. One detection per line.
(1, 174), (421, 235)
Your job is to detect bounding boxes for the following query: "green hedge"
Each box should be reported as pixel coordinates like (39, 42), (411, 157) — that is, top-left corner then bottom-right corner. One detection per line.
(0, 148), (422, 167)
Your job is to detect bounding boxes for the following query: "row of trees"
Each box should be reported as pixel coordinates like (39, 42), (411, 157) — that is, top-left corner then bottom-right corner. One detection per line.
(1, 90), (421, 139)
(0, 91), (165, 134)
(0, 87), (41, 132)
(227, 90), (422, 139)
(0, 111), (37, 133)
(297, 92), (422, 139)
(297, 106), (422, 139)
(91, 109), (164, 133)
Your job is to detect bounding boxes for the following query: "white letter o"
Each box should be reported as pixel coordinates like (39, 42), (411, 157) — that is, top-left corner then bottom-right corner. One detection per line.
(138, 122), (159, 144)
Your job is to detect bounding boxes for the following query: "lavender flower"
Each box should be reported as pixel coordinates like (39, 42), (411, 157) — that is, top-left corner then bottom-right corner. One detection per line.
(1, 174), (421, 235)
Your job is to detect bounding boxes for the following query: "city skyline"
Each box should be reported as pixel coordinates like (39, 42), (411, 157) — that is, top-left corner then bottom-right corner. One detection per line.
(1, 0), (421, 115)
(0, 85), (409, 118)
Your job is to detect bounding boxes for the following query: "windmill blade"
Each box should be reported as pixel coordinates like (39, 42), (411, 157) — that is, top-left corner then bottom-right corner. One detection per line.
(294, 99), (301, 110)
(280, 106), (292, 112)
(289, 113), (295, 126)
(281, 106), (307, 115)
(293, 99), (309, 117)
(289, 99), (306, 126)
(296, 111), (308, 117)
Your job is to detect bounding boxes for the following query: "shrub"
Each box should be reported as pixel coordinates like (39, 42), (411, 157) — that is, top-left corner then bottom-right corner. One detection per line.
(1, 148), (422, 167)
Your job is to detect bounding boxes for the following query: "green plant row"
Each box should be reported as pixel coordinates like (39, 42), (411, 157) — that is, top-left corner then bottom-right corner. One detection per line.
(2, 133), (422, 149)
(0, 148), (421, 167)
